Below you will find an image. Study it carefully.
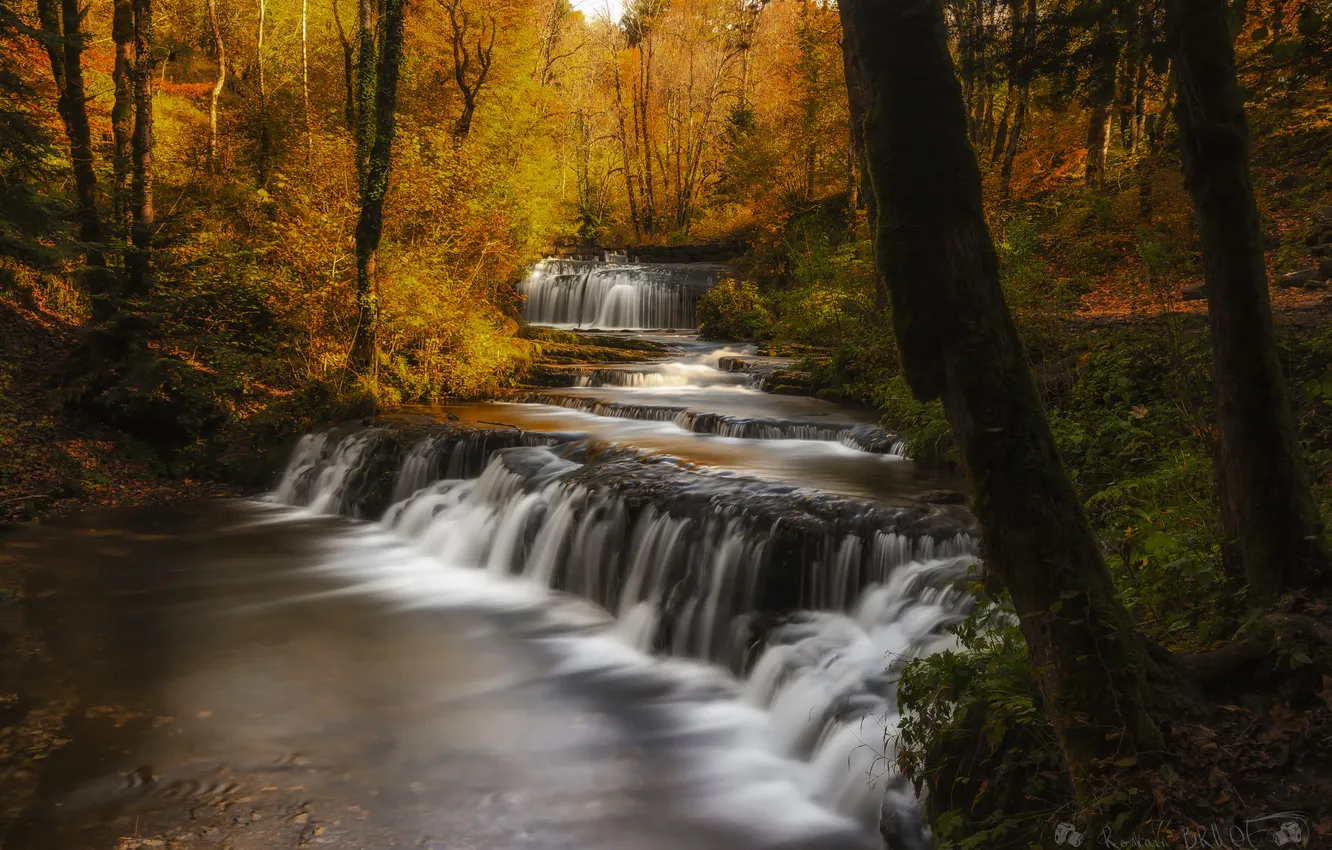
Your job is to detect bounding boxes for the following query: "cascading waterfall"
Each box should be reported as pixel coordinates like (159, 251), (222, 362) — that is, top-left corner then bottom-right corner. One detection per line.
(514, 392), (904, 452)
(520, 259), (723, 330)
(270, 427), (978, 844)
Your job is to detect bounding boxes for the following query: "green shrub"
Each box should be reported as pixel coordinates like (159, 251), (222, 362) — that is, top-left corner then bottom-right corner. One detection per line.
(697, 278), (773, 341)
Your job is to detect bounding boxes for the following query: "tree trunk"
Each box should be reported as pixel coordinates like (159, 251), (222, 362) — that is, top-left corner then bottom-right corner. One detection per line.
(302, 0), (311, 165)
(838, 3), (876, 242)
(1000, 85), (1027, 196)
(1085, 6), (1120, 188)
(839, 0), (1162, 796)
(1166, 0), (1330, 599)
(1085, 102), (1113, 187)
(351, 0), (407, 372)
(256, 0), (270, 185)
(113, 0), (135, 238)
(36, 0), (104, 256)
(207, 0), (226, 169)
(128, 0), (155, 296)
(333, 0), (356, 131)
(991, 85), (1015, 164)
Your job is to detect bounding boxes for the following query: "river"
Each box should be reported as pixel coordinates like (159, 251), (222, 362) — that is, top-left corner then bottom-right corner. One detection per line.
(0, 260), (977, 850)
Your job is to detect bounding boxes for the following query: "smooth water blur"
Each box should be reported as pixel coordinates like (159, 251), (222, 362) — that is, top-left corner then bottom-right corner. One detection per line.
(0, 502), (882, 850)
(2, 307), (976, 850)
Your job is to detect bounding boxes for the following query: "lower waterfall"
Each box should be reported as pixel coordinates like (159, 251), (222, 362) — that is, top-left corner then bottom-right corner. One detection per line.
(269, 426), (978, 847)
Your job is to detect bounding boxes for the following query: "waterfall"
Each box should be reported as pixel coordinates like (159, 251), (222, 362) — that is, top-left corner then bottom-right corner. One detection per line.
(270, 427), (978, 845)
(520, 259), (723, 330)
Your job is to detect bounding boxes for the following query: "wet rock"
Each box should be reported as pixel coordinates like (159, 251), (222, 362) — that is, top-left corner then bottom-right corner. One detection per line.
(918, 489), (967, 505)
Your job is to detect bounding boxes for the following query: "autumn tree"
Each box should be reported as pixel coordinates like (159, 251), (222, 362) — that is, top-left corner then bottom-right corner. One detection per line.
(441, 0), (496, 140)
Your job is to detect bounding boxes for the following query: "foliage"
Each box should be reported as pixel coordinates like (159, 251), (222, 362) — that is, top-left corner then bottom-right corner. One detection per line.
(897, 603), (1070, 850)
(696, 278), (772, 341)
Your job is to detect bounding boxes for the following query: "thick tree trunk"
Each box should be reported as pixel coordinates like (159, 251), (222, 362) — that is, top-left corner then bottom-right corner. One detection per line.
(128, 0), (155, 296)
(1166, 0), (1330, 599)
(350, 0), (407, 372)
(113, 0), (135, 238)
(207, 0), (226, 168)
(839, 0), (1162, 795)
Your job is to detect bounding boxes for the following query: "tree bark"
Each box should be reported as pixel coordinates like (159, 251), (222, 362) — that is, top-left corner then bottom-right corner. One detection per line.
(350, 0), (408, 372)
(998, 0), (1035, 198)
(36, 0), (104, 256)
(206, 0), (226, 169)
(839, 0), (1162, 796)
(333, 0), (357, 131)
(128, 0), (155, 296)
(1166, 0), (1330, 599)
(302, 0), (311, 165)
(256, 0), (271, 185)
(113, 0), (135, 238)
(1085, 3), (1120, 188)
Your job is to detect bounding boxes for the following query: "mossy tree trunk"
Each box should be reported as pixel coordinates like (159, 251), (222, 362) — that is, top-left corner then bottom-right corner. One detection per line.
(839, 0), (1163, 796)
(1166, 0), (1330, 599)
(350, 0), (407, 372)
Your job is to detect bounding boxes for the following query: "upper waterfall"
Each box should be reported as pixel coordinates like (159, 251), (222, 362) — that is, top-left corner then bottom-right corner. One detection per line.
(520, 259), (724, 330)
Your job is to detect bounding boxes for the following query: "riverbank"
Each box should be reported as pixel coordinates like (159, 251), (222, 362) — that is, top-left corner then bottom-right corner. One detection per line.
(0, 297), (239, 526)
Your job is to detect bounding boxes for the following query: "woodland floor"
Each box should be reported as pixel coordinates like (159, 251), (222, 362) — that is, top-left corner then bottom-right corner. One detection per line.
(0, 296), (237, 527)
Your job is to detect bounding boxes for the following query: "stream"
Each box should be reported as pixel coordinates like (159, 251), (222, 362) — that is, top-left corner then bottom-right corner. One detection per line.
(1, 260), (977, 850)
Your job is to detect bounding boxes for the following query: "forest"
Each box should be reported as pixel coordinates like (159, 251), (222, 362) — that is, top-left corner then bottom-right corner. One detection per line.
(2, 0), (1332, 844)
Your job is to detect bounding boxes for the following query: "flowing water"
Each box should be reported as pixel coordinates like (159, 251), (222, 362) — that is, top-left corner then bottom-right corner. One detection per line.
(1, 261), (977, 850)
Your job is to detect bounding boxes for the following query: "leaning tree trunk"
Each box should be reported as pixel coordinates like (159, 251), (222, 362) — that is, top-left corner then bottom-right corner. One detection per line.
(1166, 0), (1330, 599)
(207, 0), (225, 168)
(350, 0), (407, 372)
(128, 0), (154, 296)
(839, 0), (1163, 796)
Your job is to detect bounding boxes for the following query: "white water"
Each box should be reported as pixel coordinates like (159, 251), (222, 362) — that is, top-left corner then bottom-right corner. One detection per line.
(520, 259), (723, 330)
(270, 431), (977, 847)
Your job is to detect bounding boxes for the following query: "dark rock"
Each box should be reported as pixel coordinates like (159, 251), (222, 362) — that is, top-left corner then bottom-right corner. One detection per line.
(1318, 258), (1332, 278)
(1182, 283), (1208, 301)
(918, 489), (967, 505)
(1276, 269), (1323, 288)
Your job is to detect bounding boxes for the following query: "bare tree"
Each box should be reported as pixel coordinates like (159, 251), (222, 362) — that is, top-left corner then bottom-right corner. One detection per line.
(440, 0), (496, 141)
